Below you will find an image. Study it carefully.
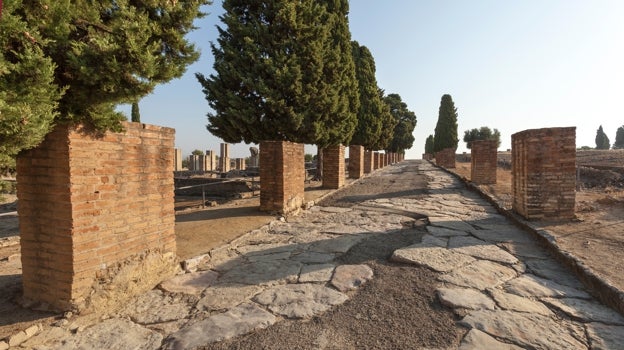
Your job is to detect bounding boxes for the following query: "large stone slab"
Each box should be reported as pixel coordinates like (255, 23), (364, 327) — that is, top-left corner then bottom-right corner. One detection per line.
(470, 228), (535, 244)
(428, 216), (474, 232)
(218, 259), (302, 286)
(437, 288), (495, 310)
(61, 318), (163, 350)
(488, 289), (552, 315)
(586, 323), (624, 350)
(291, 251), (335, 264)
(504, 274), (591, 299)
(299, 263), (335, 283)
(524, 259), (585, 288)
(165, 303), (276, 349)
(542, 298), (624, 325)
(458, 329), (524, 350)
(438, 260), (517, 290)
(426, 226), (469, 237)
(159, 270), (219, 295)
(330, 264), (374, 292)
(123, 290), (191, 324)
(460, 310), (586, 349)
(308, 235), (365, 254)
(448, 236), (519, 265)
(196, 284), (263, 312)
(497, 242), (551, 260)
(254, 284), (348, 319)
(391, 244), (475, 273)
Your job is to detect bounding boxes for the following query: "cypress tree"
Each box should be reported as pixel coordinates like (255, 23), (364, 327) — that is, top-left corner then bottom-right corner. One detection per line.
(350, 41), (383, 149)
(595, 125), (610, 150)
(425, 135), (435, 155)
(1, 1), (208, 169)
(0, 1), (62, 170)
(384, 93), (417, 153)
(433, 94), (459, 152)
(199, 0), (357, 147)
(614, 126), (624, 149)
(131, 102), (141, 123)
(369, 89), (396, 151)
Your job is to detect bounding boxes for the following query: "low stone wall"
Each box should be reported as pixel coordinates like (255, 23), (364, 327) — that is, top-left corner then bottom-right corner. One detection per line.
(17, 122), (177, 312)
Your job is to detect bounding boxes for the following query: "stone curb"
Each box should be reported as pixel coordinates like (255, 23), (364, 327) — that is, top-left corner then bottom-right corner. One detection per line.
(432, 160), (624, 317)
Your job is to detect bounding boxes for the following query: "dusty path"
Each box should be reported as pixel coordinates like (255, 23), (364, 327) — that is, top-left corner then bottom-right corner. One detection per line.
(4, 160), (624, 349)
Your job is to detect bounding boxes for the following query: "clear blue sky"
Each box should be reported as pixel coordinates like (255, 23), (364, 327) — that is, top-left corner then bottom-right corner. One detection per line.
(119, 0), (624, 159)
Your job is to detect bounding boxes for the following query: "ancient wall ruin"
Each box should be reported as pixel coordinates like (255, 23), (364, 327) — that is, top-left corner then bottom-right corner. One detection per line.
(17, 122), (177, 312)
(470, 140), (498, 185)
(259, 141), (304, 214)
(348, 145), (364, 179)
(323, 145), (345, 189)
(219, 143), (230, 172)
(373, 152), (380, 170)
(435, 148), (456, 168)
(512, 127), (576, 220)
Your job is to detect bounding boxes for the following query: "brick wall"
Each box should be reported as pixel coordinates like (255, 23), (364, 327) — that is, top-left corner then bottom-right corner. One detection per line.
(435, 147), (456, 168)
(470, 140), (498, 185)
(422, 153), (434, 161)
(17, 122), (176, 312)
(259, 141), (304, 214)
(373, 152), (380, 170)
(206, 150), (216, 171)
(174, 148), (182, 171)
(511, 127), (576, 220)
(323, 145), (345, 189)
(348, 145), (364, 179)
(364, 150), (373, 173)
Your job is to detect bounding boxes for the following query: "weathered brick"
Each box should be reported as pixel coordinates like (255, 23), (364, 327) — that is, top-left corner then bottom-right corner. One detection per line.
(259, 141), (304, 214)
(435, 148), (456, 168)
(323, 145), (345, 189)
(470, 140), (497, 185)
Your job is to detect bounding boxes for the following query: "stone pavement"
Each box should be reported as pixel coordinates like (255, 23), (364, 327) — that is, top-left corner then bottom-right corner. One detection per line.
(8, 160), (624, 349)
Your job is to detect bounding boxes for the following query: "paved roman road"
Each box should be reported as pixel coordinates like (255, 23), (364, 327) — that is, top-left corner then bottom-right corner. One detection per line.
(14, 160), (624, 349)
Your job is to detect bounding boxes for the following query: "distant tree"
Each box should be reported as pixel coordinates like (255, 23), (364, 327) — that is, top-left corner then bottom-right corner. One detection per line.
(595, 125), (611, 150)
(613, 126), (624, 149)
(425, 135), (435, 154)
(304, 154), (314, 163)
(1, 1), (208, 170)
(350, 41), (383, 149)
(577, 146), (592, 150)
(199, 0), (357, 148)
(384, 93), (417, 153)
(181, 159), (189, 169)
(131, 102), (141, 123)
(433, 94), (459, 152)
(191, 149), (204, 156)
(463, 127), (501, 149)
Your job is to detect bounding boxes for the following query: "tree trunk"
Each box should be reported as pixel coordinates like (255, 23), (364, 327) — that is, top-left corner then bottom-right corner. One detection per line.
(315, 146), (323, 181)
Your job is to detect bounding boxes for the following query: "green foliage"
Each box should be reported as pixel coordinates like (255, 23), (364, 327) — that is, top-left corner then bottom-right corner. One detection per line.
(199, 0), (357, 148)
(384, 93), (417, 153)
(433, 94), (459, 152)
(304, 153), (314, 162)
(577, 146), (592, 150)
(425, 135), (435, 154)
(368, 89), (397, 151)
(131, 101), (141, 123)
(350, 41), (383, 149)
(191, 149), (204, 156)
(463, 126), (501, 149)
(0, 1), (63, 170)
(595, 125), (610, 150)
(613, 126), (624, 149)
(0, 0), (208, 169)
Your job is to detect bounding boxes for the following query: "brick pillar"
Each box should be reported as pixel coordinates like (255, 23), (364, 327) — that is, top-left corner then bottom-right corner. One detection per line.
(17, 123), (176, 312)
(471, 140), (498, 185)
(259, 141), (304, 214)
(219, 143), (230, 172)
(206, 150), (216, 171)
(364, 150), (374, 173)
(348, 145), (364, 179)
(322, 145), (345, 189)
(373, 152), (380, 170)
(174, 148), (182, 171)
(512, 127), (576, 220)
(383, 153), (388, 167)
(435, 148), (456, 168)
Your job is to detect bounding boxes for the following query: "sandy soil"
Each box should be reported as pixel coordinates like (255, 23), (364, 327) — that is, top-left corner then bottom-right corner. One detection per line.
(453, 161), (624, 293)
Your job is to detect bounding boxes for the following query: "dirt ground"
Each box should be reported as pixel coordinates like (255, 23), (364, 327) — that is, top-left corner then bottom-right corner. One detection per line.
(453, 161), (624, 293)
(202, 162), (463, 350)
